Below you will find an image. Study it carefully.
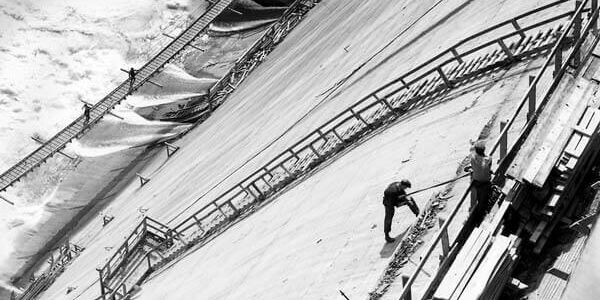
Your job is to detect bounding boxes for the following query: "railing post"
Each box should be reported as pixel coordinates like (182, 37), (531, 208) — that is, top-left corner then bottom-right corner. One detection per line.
(572, 0), (583, 68)
(527, 75), (536, 121)
(497, 39), (515, 61)
(136, 173), (150, 186)
(438, 217), (450, 263)
(164, 142), (180, 157)
(592, 0), (598, 34)
(401, 275), (412, 300)
(554, 41), (563, 78)
(511, 19), (526, 39)
(97, 268), (106, 300)
(450, 48), (464, 63)
(500, 120), (508, 162)
(437, 67), (453, 88)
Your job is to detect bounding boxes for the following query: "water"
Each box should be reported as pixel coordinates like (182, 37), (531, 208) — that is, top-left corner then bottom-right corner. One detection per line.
(0, 0), (292, 294)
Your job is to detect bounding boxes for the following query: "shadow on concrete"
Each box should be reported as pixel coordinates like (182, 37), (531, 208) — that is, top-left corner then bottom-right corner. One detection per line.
(379, 227), (409, 258)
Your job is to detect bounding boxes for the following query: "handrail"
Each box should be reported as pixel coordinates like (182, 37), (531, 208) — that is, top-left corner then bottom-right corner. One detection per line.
(170, 4), (573, 235)
(166, 0), (316, 121)
(0, 0), (235, 192)
(66, 3), (581, 299)
(397, 1), (598, 299)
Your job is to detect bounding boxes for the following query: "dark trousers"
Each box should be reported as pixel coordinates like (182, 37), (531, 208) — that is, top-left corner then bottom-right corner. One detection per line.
(384, 201), (420, 235)
(471, 180), (492, 225)
(384, 205), (395, 235)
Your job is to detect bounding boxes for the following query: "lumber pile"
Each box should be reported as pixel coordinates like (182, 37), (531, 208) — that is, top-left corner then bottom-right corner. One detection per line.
(513, 106), (600, 253)
(432, 221), (520, 300)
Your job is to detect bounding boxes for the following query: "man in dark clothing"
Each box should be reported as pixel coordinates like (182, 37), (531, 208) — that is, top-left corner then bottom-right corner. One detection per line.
(383, 179), (420, 243)
(82, 103), (91, 125)
(128, 67), (136, 95)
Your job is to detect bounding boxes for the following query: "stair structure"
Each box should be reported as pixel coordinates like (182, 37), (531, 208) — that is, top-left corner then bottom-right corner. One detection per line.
(88, 2), (587, 299)
(17, 0), (597, 299)
(0, 0), (236, 193)
(397, 1), (600, 299)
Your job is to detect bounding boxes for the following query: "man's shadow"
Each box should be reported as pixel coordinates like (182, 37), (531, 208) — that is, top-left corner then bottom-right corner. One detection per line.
(379, 227), (410, 258)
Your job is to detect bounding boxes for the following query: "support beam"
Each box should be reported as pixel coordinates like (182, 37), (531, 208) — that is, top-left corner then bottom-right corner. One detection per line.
(497, 39), (515, 61)
(499, 120), (508, 162)
(163, 33), (206, 52)
(164, 142), (180, 157)
(0, 194), (14, 205)
(554, 42), (563, 78)
(205, 0), (243, 14)
(450, 48), (464, 63)
(437, 67), (453, 88)
(31, 136), (76, 160)
(136, 173), (150, 186)
(80, 100), (123, 120)
(527, 75), (536, 121)
(402, 275), (413, 300)
(572, 0), (583, 68)
(438, 217), (450, 263)
(120, 68), (163, 88)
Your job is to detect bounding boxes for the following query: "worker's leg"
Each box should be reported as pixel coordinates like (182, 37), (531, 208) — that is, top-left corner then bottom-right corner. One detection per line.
(477, 182), (492, 211)
(406, 199), (420, 217)
(470, 184), (478, 211)
(384, 205), (395, 241)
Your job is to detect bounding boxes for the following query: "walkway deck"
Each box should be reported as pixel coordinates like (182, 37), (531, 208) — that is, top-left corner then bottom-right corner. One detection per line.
(0, 0), (234, 193)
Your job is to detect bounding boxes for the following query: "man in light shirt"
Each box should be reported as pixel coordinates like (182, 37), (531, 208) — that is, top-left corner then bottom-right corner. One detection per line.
(466, 140), (492, 224)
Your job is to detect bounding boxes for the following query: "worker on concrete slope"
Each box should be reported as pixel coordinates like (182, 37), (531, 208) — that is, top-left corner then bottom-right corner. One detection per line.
(465, 140), (492, 224)
(383, 179), (420, 243)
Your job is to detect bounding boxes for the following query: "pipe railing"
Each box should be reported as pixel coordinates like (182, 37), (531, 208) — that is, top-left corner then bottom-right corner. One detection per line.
(397, 1), (598, 299)
(170, 5), (573, 239)
(165, 0), (317, 121)
(87, 2), (581, 299)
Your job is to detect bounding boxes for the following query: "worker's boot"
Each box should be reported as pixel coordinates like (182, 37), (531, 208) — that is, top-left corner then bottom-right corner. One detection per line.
(385, 234), (395, 243)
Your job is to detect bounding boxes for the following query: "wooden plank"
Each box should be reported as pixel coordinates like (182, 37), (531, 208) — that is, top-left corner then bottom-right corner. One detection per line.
(490, 201), (511, 235)
(564, 134), (583, 157)
(547, 193), (561, 208)
(530, 220), (547, 243)
(435, 228), (491, 300)
(434, 228), (485, 300)
(458, 236), (512, 300)
(529, 89), (591, 187)
(577, 106), (595, 129)
(565, 156), (578, 169)
(451, 233), (494, 300)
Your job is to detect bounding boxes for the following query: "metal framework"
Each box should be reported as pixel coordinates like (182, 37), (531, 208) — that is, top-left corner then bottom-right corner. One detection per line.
(0, 0), (235, 193)
(88, 2), (584, 300)
(398, 0), (598, 299)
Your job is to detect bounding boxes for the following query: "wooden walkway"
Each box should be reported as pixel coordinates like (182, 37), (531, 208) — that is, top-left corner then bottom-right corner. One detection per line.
(0, 0), (234, 193)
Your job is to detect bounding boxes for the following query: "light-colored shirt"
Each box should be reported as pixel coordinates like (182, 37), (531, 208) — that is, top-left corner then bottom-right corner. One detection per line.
(470, 152), (492, 182)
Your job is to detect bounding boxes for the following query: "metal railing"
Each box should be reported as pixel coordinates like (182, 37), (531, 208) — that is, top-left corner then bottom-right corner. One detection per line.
(96, 217), (172, 294)
(0, 0), (235, 193)
(47, 2), (584, 299)
(170, 1), (574, 239)
(163, 0), (318, 121)
(397, 1), (598, 299)
(15, 242), (84, 300)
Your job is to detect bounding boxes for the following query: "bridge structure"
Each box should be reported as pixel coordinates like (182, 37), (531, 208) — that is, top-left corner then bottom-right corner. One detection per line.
(12, 0), (598, 299)
(0, 0), (236, 194)
(37, 1), (593, 300)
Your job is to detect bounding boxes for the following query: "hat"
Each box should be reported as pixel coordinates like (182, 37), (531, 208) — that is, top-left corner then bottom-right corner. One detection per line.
(474, 140), (486, 151)
(400, 179), (412, 188)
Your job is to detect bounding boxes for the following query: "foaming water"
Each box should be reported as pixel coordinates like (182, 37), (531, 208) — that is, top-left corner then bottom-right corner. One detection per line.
(0, 0), (296, 293)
